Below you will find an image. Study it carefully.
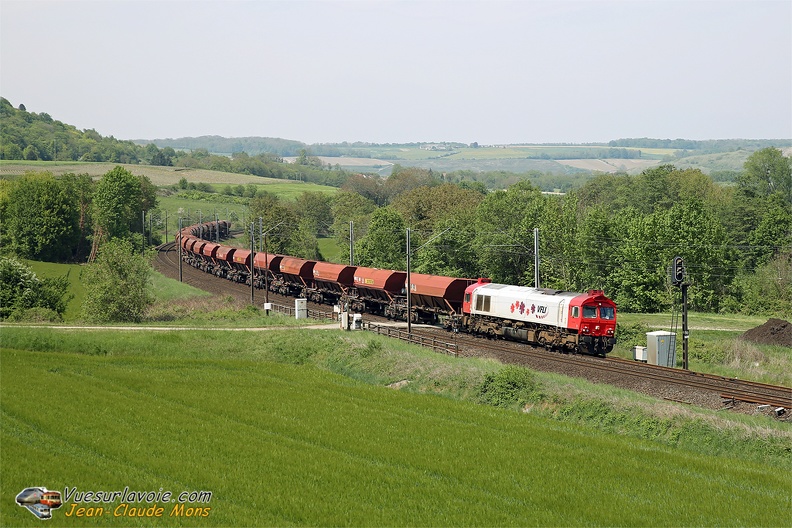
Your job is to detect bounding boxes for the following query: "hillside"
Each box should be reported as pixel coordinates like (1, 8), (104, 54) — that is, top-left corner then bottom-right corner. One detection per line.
(3, 96), (789, 179)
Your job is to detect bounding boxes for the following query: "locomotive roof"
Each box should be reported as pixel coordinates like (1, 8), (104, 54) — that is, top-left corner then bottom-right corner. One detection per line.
(472, 282), (581, 299)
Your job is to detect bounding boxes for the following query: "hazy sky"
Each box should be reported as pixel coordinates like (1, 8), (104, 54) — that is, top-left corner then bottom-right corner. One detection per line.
(1, 0), (790, 144)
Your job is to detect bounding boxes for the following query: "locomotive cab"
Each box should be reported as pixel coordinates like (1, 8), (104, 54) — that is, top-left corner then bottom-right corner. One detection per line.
(568, 290), (617, 355)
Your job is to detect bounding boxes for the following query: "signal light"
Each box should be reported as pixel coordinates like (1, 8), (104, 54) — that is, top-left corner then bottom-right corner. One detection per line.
(672, 256), (685, 285)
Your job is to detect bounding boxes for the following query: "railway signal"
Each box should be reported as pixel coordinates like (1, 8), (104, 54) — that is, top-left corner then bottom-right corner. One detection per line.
(670, 256), (689, 370)
(671, 256), (685, 286)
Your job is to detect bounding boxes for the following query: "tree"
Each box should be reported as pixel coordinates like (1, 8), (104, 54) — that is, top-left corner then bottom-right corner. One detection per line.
(23, 145), (39, 160)
(248, 192), (298, 256)
(81, 238), (153, 323)
(739, 147), (792, 202)
(355, 207), (407, 270)
(0, 256), (72, 320)
(390, 183), (485, 232)
(294, 192), (333, 237)
(736, 252), (792, 316)
(472, 181), (544, 285)
(747, 192), (792, 267)
(61, 172), (93, 261)
(91, 167), (144, 251)
(413, 216), (480, 278)
(607, 209), (668, 312)
(383, 166), (439, 203)
(6, 172), (80, 261)
(330, 191), (377, 263)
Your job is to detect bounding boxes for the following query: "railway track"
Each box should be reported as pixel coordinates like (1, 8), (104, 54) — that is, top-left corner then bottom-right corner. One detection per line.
(409, 326), (792, 410)
(155, 242), (792, 415)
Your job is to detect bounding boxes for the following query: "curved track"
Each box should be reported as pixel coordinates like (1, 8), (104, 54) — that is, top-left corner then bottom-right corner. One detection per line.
(155, 242), (792, 417)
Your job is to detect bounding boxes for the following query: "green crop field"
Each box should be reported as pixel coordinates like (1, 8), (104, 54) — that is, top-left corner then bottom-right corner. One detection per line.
(1, 327), (789, 526)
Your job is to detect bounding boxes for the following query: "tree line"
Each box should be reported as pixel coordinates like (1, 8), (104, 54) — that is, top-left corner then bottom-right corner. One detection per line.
(232, 150), (789, 316)
(0, 165), (158, 322)
(326, 150), (790, 316)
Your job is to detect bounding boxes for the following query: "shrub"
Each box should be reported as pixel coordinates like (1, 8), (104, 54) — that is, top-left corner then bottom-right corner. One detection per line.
(476, 365), (543, 409)
(7, 307), (62, 323)
(0, 256), (71, 319)
(81, 239), (153, 323)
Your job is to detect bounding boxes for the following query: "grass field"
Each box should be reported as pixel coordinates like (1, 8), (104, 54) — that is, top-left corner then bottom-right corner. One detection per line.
(22, 260), (86, 321)
(1, 327), (789, 526)
(0, 161), (274, 186)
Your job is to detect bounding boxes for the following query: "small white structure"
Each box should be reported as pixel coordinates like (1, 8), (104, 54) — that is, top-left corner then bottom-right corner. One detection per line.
(632, 346), (647, 362)
(295, 298), (308, 320)
(646, 331), (677, 367)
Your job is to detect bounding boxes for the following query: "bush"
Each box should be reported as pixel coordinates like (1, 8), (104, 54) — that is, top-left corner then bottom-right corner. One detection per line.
(7, 307), (62, 323)
(476, 365), (543, 409)
(0, 256), (71, 320)
(615, 322), (650, 349)
(81, 239), (153, 323)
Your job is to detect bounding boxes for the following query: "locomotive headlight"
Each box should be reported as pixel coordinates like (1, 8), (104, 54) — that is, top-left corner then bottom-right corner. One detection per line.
(582, 326), (590, 334)
(606, 328), (614, 335)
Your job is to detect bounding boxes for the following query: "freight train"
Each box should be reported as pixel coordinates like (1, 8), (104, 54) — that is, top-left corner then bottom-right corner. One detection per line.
(177, 221), (617, 355)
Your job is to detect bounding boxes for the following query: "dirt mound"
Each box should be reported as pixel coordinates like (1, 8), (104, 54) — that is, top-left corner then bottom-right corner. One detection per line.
(741, 319), (792, 347)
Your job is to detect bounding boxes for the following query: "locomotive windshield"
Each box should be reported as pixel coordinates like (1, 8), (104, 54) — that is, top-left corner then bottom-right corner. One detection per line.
(583, 305), (614, 320)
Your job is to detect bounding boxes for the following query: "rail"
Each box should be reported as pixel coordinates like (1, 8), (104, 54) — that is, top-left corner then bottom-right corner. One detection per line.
(267, 303), (458, 356)
(362, 322), (459, 356)
(267, 302), (338, 321)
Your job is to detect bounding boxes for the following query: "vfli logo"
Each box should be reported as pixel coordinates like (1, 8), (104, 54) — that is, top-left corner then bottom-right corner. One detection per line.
(16, 487), (62, 520)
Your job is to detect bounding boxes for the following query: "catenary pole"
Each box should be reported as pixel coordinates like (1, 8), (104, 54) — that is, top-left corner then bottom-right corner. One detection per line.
(250, 222), (255, 305)
(349, 221), (354, 266)
(534, 228), (540, 289)
(178, 217), (183, 282)
(406, 227), (411, 334)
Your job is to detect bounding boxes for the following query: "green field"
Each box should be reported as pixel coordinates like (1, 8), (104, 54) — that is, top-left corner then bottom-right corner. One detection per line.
(23, 260), (87, 321)
(1, 327), (789, 526)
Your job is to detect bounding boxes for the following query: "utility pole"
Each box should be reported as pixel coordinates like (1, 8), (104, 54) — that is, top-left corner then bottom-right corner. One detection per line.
(264, 233), (270, 315)
(406, 227), (412, 334)
(262, 221), (285, 315)
(250, 222), (255, 306)
(682, 281), (689, 370)
(178, 217), (183, 282)
(349, 221), (354, 266)
(534, 228), (540, 289)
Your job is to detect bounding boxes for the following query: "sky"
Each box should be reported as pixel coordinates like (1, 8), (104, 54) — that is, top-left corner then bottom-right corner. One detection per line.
(1, 0), (790, 145)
